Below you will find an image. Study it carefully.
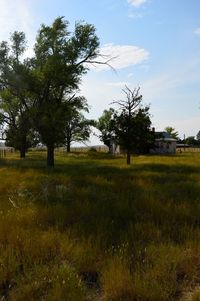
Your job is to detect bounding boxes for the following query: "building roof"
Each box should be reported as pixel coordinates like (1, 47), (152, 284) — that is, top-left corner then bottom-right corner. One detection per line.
(155, 131), (177, 142)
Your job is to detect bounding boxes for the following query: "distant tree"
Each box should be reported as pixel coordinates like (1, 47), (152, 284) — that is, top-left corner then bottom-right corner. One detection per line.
(95, 108), (116, 153)
(112, 86), (152, 165)
(0, 32), (34, 157)
(0, 116), (5, 140)
(64, 95), (93, 152)
(165, 126), (179, 139)
(185, 136), (197, 146)
(196, 130), (200, 142)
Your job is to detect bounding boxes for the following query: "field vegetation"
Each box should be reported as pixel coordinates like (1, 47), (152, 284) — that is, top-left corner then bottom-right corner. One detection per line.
(1, 151), (200, 300)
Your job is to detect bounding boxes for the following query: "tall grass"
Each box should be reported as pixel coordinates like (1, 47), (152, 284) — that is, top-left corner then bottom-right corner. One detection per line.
(1, 151), (200, 300)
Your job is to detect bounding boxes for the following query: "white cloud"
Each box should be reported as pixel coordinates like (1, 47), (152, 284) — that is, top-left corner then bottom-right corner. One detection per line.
(128, 12), (144, 19)
(92, 43), (149, 71)
(107, 81), (130, 87)
(0, 0), (34, 45)
(140, 57), (200, 100)
(194, 27), (200, 36)
(127, 73), (134, 78)
(127, 0), (147, 8)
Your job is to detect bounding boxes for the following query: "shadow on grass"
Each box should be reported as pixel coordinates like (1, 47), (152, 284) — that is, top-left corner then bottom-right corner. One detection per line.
(1, 152), (200, 300)
(1, 152), (200, 248)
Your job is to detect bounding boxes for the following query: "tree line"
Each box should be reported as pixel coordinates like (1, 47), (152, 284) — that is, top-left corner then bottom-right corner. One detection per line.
(0, 17), (155, 166)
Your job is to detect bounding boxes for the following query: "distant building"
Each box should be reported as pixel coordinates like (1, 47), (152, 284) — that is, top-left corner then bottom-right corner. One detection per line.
(107, 130), (177, 155)
(150, 131), (177, 154)
(109, 140), (120, 154)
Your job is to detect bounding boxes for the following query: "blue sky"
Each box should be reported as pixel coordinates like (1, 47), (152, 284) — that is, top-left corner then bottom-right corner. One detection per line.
(0, 0), (200, 144)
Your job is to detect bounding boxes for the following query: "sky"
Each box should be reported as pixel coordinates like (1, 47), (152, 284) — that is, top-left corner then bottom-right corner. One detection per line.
(0, 0), (200, 145)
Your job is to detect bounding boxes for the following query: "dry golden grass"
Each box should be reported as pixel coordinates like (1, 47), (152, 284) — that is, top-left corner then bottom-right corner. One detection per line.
(1, 151), (200, 300)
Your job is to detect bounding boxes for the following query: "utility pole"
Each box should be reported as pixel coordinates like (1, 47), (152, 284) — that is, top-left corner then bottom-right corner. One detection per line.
(184, 134), (185, 152)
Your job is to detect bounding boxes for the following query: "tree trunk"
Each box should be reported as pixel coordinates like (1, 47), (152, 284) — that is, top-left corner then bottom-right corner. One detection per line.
(67, 141), (71, 153)
(20, 137), (26, 158)
(47, 145), (54, 167)
(108, 145), (112, 154)
(20, 146), (26, 158)
(126, 150), (131, 165)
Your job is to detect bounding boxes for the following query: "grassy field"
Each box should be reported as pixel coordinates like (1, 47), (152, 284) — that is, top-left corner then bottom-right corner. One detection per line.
(1, 151), (200, 300)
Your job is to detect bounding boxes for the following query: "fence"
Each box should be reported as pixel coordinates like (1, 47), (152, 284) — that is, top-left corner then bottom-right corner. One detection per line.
(177, 147), (200, 153)
(55, 145), (109, 153)
(0, 148), (14, 158)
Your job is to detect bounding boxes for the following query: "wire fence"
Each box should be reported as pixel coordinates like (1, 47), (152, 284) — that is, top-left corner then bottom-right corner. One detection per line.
(1, 146), (200, 158)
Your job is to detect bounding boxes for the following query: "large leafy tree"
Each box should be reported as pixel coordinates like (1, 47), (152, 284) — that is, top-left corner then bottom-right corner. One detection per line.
(113, 86), (153, 164)
(0, 32), (34, 157)
(30, 17), (102, 166)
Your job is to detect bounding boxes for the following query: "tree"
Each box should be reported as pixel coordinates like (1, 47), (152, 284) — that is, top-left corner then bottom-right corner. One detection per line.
(30, 17), (103, 166)
(64, 95), (93, 152)
(165, 126), (179, 139)
(185, 136), (197, 146)
(196, 130), (200, 142)
(130, 107), (154, 154)
(112, 86), (152, 165)
(0, 32), (33, 157)
(95, 108), (116, 153)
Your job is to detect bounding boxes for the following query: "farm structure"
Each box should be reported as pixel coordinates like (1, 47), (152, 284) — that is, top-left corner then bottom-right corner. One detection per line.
(150, 131), (177, 154)
(109, 131), (177, 155)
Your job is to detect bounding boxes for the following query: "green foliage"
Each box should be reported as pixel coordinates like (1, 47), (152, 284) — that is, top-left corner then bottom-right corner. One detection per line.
(0, 17), (102, 166)
(64, 96), (92, 152)
(115, 106), (153, 154)
(197, 130), (200, 142)
(185, 136), (198, 146)
(113, 86), (153, 164)
(30, 17), (100, 166)
(165, 126), (179, 139)
(0, 31), (33, 157)
(95, 108), (116, 152)
(96, 88), (153, 160)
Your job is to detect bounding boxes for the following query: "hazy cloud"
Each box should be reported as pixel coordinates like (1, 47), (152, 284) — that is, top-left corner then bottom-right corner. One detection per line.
(93, 43), (149, 71)
(107, 81), (130, 87)
(127, 0), (147, 8)
(128, 12), (144, 19)
(194, 27), (200, 36)
(0, 0), (34, 43)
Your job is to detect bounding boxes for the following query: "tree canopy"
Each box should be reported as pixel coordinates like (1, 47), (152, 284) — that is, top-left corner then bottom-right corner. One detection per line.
(113, 87), (153, 164)
(165, 126), (179, 140)
(95, 108), (116, 153)
(64, 95), (93, 152)
(0, 31), (34, 157)
(30, 17), (102, 166)
(96, 86), (153, 164)
(0, 17), (104, 166)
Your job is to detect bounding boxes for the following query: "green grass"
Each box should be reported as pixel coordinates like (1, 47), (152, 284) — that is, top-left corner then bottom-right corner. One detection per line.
(1, 151), (200, 300)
